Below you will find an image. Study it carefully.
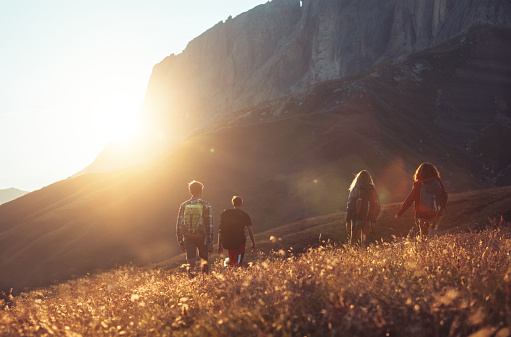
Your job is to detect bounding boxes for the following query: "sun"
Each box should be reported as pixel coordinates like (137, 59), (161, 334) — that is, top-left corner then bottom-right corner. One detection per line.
(94, 97), (141, 145)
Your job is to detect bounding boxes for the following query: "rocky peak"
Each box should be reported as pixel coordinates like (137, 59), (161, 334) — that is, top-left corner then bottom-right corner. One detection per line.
(141, 0), (510, 144)
(84, 0), (495, 173)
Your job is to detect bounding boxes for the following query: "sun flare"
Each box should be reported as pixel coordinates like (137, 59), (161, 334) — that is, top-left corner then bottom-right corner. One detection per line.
(94, 97), (140, 145)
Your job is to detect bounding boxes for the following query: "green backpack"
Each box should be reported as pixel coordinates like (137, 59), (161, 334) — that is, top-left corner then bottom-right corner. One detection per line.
(183, 203), (205, 240)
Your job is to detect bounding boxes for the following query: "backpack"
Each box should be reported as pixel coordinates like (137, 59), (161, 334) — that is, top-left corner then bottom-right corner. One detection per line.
(183, 203), (205, 240)
(417, 179), (442, 219)
(355, 187), (380, 222)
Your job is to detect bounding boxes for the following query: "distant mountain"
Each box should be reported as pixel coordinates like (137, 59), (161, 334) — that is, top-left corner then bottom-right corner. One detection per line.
(0, 188), (28, 205)
(1, 1), (511, 291)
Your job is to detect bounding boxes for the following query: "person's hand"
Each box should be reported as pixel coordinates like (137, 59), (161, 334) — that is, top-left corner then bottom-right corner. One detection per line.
(179, 243), (186, 252)
(218, 246), (224, 255)
(208, 245), (214, 253)
(251, 243), (256, 252)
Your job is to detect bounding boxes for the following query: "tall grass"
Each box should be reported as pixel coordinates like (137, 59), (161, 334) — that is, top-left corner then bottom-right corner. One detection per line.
(1, 227), (510, 337)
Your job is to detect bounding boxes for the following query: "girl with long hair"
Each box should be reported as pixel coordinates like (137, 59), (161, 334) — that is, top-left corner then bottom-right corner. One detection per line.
(395, 162), (448, 239)
(345, 170), (380, 248)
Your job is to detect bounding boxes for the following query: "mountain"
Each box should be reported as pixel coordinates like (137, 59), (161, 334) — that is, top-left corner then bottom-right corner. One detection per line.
(0, 188), (29, 205)
(82, 0), (511, 175)
(1, 1), (511, 291)
(141, 0), (511, 145)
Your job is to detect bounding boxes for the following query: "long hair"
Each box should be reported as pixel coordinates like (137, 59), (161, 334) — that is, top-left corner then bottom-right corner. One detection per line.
(349, 170), (374, 192)
(413, 162), (440, 182)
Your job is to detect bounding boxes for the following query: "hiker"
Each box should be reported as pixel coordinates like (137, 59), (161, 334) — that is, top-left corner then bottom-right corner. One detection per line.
(345, 170), (380, 248)
(394, 162), (448, 239)
(218, 196), (256, 267)
(176, 180), (214, 277)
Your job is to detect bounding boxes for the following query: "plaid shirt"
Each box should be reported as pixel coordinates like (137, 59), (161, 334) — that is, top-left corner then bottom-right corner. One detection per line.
(176, 196), (214, 245)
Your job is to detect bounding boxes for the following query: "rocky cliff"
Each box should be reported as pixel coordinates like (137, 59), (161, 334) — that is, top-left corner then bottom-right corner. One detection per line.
(141, 0), (511, 142)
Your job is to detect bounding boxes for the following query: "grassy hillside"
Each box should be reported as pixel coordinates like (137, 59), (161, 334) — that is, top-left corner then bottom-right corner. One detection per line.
(157, 185), (511, 271)
(1, 226), (510, 337)
(1, 25), (510, 293)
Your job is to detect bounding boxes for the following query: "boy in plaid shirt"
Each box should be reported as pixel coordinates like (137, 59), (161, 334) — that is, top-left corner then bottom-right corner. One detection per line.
(176, 180), (214, 276)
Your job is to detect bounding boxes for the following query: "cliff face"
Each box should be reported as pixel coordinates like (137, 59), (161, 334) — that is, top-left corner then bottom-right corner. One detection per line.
(141, 0), (511, 141)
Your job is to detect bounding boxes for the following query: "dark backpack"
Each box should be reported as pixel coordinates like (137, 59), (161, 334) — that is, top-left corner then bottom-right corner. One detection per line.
(355, 187), (380, 222)
(417, 179), (442, 219)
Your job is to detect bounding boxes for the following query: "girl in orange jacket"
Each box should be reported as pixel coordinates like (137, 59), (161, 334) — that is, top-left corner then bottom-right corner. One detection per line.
(395, 162), (448, 239)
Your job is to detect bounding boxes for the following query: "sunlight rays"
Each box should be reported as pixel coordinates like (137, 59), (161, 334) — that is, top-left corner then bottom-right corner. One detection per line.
(93, 97), (140, 145)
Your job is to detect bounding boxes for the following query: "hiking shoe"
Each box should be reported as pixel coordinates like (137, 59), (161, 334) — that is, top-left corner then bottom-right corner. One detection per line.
(201, 263), (209, 274)
(187, 270), (196, 279)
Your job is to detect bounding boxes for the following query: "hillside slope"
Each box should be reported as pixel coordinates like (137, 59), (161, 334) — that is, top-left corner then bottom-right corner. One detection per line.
(2, 227), (510, 337)
(157, 185), (511, 271)
(1, 26), (510, 292)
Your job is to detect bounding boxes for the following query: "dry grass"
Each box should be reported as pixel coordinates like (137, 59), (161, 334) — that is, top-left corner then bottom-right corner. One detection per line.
(1, 226), (511, 337)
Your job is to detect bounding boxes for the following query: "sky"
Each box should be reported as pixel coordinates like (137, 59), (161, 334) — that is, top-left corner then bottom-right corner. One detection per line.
(0, 0), (268, 192)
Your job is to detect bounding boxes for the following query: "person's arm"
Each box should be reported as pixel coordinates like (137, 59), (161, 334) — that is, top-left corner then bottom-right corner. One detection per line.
(204, 203), (214, 245)
(243, 213), (256, 252)
(176, 204), (186, 251)
(345, 188), (357, 229)
(374, 188), (381, 219)
(218, 210), (226, 254)
(438, 179), (448, 214)
(205, 203), (214, 252)
(217, 232), (223, 255)
(247, 226), (256, 252)
(395, 183), (418, 218)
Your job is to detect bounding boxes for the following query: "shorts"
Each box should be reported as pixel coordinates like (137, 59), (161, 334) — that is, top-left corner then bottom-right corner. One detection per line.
(184, 235), (208, 260)
(352, 219), (372, 229)
(227, 244), (246, 267)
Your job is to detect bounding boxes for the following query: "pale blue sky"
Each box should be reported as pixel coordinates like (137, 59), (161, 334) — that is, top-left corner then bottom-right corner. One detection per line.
(0, 0), (268, 191)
